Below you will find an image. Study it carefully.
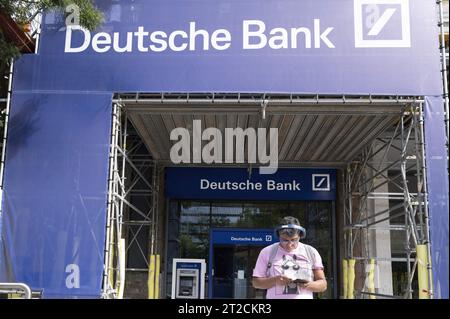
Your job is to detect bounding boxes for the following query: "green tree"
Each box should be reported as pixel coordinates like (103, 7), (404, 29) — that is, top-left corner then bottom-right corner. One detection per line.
(0, 0), (103, 147)
(0, 0), (103, 65)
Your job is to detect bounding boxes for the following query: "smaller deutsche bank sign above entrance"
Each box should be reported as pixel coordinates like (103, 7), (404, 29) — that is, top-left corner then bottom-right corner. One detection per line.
(211, 228), (277, 246)
(165, 168), (336, 201)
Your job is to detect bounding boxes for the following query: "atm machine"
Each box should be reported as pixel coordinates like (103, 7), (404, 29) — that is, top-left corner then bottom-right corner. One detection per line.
(171, 258), (206, 299)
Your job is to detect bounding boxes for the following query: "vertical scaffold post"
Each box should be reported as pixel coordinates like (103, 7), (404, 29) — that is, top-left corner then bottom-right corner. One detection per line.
(418, 102), (434, 298)
(103, 102), (120, 298)
(0, 60), (14, 210)
(436, 0), (449, 158)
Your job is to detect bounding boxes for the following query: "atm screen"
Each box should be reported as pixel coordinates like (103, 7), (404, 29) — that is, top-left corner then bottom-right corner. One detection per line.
(180, 276), (194, 287)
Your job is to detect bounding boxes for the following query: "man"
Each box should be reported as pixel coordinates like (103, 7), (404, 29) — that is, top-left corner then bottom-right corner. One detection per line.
(252, 216), (327, 299)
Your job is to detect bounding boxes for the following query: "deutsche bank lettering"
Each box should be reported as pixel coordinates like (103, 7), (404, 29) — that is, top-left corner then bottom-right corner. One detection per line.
(211, 229), (276, 246)
(200, 179), (300, 191)
(29, 0), (442, 95)
(165, 168), (336, 201)
(64, 20), (335, 53)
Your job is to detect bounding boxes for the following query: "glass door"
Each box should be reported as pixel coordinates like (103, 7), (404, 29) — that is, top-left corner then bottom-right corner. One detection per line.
(233, 246), (266, 299)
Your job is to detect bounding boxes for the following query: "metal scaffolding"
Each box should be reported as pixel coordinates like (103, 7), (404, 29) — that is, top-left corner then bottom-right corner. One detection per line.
(0, 61), (14, 208)
(102, 101), (161, 298)
(437, 0), (449, 158)
(116, 92), (436, 299)
(343, 102), (433, 299)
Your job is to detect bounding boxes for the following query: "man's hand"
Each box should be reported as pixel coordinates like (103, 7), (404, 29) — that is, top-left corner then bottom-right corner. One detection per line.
(275, 275), (293, 285)
(252, 275), (294, 289)
(297, 280), (311, 289)
(297, 277), (327, 292)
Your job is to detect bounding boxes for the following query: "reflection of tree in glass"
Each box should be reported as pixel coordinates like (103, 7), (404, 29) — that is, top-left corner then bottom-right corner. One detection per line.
(211, 216), (232, 227)
(236, 208), (275, 228)
(197, 214), (211, 257)
(180, 207), (211, 258)
(180, 234), (205, 258)
(180, 201), (210, 212)
(236, 205), (299, 228)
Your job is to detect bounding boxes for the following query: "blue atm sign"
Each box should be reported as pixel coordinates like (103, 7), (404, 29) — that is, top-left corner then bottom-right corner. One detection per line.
(165, 168), (336, 201)
(211, 229), (277, 246)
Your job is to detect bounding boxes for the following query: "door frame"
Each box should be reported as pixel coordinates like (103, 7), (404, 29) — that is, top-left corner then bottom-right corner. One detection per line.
(208, 228), (276, 298)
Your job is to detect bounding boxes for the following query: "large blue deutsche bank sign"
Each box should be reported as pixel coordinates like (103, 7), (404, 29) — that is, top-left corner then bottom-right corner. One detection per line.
(14, 0), (442, 94)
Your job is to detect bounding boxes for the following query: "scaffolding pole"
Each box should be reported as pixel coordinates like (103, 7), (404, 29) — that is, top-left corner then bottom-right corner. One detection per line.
(436, 0), (449, 158)
(102, 102), (121, 298)
(417, 104), (434, 298)
(0, 60), (14, 207)
(102, 102), (160, 298)
(343, 103), (432, 299)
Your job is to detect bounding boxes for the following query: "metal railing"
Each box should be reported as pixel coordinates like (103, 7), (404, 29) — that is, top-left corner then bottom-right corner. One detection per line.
(0, 282), (32, 299)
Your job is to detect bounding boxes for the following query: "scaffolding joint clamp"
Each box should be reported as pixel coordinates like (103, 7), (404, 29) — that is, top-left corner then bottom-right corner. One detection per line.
(261, 99), (268, 120)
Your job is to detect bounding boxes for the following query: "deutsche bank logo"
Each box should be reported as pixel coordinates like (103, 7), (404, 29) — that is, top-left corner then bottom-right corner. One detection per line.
(354, 0), (411, 48)
(266, 235), (272, 242)
(312, 174), (330, 191)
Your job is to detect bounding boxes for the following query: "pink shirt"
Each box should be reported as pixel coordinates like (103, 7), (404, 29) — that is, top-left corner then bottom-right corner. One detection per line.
(252, 242), (324, 299)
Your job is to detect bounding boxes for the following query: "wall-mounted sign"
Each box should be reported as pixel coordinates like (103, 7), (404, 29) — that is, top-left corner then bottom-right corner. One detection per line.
(165, 167), (336, 201)
(14, 0), (442, 95)
(211, 228), (276, 246)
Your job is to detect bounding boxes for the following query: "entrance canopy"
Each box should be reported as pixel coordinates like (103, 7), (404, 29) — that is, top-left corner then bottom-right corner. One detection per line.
(120, 93), (405, 167)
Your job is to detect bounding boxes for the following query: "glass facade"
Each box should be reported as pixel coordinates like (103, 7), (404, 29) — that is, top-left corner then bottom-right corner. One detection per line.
(166, 200), (336, 299)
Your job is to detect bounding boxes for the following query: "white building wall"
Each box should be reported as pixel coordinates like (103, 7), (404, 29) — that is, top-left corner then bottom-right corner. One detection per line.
(368, 142), (394, 296)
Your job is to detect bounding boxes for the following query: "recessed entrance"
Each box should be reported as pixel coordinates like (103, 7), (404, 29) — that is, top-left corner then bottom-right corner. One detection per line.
(104, 93), (428, 299)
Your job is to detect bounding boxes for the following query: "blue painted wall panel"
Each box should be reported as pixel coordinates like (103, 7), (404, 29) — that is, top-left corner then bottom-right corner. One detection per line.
(0, 93), (112, 298)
